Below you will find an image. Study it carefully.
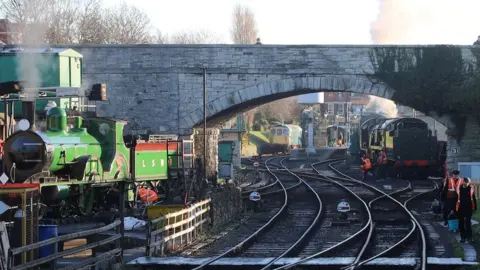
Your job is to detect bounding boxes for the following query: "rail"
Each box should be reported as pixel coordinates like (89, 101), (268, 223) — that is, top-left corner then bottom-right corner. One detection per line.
(7, 219), (122, 270)
(146, 199), (211, 256)
(191, 157), (289, 270)
(328, 161), (431, 270)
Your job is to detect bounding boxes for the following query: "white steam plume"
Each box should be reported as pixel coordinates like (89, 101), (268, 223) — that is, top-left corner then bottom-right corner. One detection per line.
(369, 1), (480, 116)
(370, 0), (480, 45)
(366, 95), (398, 118)
(16, 10), (49, 102)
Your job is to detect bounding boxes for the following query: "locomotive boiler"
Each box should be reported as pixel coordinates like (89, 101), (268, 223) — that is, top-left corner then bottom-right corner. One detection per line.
(4, 106), (103, 183)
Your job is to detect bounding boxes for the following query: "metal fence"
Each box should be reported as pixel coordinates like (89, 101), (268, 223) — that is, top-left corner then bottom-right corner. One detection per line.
(7, 220), (122, 270)
(146, 199), (211, 256)
(472, 180), (480, 196)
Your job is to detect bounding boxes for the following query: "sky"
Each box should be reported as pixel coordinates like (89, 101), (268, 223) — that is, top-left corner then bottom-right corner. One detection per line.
(100, 0), (480, 45)
(1, 0), (480, 44)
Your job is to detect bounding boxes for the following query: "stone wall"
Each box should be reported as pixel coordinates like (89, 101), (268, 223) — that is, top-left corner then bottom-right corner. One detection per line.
(194, 128), (219, 180)
(55, 44), (475, 135)
(447, 116), (480, 170)
(46, 44), (480, 166)
(208, 185), (242, 231)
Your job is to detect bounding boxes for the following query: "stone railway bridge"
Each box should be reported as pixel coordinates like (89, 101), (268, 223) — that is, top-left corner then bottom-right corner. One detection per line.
(61, 44), (480, 174)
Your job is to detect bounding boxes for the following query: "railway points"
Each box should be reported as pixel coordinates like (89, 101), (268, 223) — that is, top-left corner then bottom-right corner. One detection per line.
(130, 150), (479, 270)
(331, 161), (472, 257)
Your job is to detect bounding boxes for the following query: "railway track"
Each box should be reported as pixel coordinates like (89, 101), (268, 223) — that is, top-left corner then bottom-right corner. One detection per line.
(270, 158), (436, 270)
(294, 174), (367, 258)
(192, 156), (325, 270)
(329, 161), (439, 268)
(189, 157), (287, 260)
(193, 153), (436, 270)
(325, 160), (434, 270)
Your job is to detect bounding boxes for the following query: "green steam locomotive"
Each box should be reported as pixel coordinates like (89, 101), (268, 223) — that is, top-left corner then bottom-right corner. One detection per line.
(3, 105), (194, 217)
(0, 46), (196, 218)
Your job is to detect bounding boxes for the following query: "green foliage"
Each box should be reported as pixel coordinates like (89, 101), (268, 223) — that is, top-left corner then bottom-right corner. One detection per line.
(269, 119), (282, 126)
(369, 46), (480, 141)
(253, 111), (265, 125)
(252, 123), (262, 131)
(249, 131), (270, 143)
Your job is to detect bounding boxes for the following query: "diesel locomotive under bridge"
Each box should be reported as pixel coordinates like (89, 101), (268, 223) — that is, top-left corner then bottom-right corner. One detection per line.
(56, 44), (480, 171)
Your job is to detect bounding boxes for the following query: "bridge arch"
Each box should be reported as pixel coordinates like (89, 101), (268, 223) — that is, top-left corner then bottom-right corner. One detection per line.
(181, 75), (452, 130)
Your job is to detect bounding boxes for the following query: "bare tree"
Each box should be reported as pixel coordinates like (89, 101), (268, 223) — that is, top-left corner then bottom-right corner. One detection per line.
(76, 0), (107, 44)
(230, 4), (258, 44)
(150, 29), (169, 44)
(44, 0), (81, 44)
(1, 0), (219, 45)
(0, 0), (51, 43)
(170, 29), (221, 44)
(0, 0), (108, 44)
(103, 2), (152, 44)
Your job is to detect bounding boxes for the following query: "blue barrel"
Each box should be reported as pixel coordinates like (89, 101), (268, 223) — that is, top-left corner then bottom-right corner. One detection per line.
(38, 225), (58, 258)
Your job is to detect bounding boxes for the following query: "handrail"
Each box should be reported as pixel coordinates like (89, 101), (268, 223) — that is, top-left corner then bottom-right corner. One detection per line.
(146, 199), (211, 256)
(8, 219), (122, 270)
(151, 200), (210, 224)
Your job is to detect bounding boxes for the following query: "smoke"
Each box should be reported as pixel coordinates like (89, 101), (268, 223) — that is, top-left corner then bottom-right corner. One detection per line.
(366, 95), (398, 118)
(15, 8), (49, 102)
(370, 0), (480, 44)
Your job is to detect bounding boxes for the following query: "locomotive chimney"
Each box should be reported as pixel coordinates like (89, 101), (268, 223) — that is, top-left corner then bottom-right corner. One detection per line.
(89, 83), (107, 101)
(22, 101), (36, 130)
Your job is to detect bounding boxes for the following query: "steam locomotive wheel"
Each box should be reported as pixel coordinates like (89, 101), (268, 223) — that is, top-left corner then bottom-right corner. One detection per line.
(58, 200), (69, 218)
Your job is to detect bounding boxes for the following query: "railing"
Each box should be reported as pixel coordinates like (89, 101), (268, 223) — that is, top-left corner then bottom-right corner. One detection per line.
(472, 181), (480, 196)
(8, 220), (122, 270)
(146, 199), (211, 256)
(148, 134), (179, 142)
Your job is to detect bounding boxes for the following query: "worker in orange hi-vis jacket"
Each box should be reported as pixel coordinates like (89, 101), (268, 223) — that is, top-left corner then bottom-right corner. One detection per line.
(137, 187), (159, 204)
(360, 155), (372, 181)
(441, 170), (461, 227)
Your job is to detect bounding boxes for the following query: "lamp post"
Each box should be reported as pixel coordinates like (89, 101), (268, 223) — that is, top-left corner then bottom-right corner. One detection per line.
(324, 112), (328, 146)
(203, 68), (207, 183)
(306, 109), (316, 155)
(334, 114), (339, 146)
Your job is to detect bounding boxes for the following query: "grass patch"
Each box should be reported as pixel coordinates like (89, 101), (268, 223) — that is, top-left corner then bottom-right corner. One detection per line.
(249, 131), (270, 143)
(240, 131), (268, 156)
(452, 238), (465, 258)
(241, 143), (257, 156)
(471, 200), (480, 262)
(473, 203), (480, 221)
